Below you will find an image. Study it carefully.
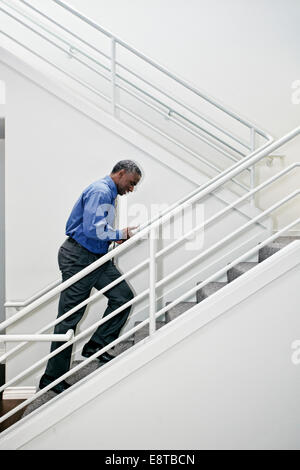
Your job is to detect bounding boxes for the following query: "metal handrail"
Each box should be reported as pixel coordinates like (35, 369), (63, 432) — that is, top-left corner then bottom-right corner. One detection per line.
(2, 0), (249, 159)
(2, 161), (298, 364)
(2, 137), (272, 311)
(0, 128), (292, 322)
(114, 61), (252, 150)
(153, 218), (300, 322)
(0, 330), (73, 342)
(0, 31), (111, 103)
(0, 0), (274, 193)
(1, 0), (276, 256)
(1, 0), (272, 162)
(0, 0), (276, 311)
(1, 0), (298, 428)
(0, 2), (251, 176)
(18, 0), (111, 62)
(13, 0), (252, 152)
(1, 217), (300, 425)
(0, 127), (299, 425)
(115, 104), (249, 192)
(0, 25), (249, 193)
(1, 126), (299, 335)
(52, 0), (271, 140)
(1, 189), (299, 395)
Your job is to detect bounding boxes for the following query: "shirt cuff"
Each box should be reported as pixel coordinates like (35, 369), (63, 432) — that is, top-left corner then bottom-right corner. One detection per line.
(116, 229), (125, 240)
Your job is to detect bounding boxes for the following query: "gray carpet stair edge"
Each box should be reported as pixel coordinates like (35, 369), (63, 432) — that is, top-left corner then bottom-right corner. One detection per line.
(227, 262), (257, 283)
(133, 320), (165, 344)
(165, 301), (197, 322)
(258, 236), (300, 263)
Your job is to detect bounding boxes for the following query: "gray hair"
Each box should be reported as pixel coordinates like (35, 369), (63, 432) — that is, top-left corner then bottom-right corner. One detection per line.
(111, 160), (142, 176)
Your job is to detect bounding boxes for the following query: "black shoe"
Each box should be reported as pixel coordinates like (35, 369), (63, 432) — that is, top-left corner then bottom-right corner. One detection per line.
(99, 351), (116, 363)
(39, 374), (71, 394)
(82, 343), (116, 363)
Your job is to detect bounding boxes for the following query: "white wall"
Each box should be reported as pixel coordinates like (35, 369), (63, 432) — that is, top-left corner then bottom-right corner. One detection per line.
(16, 243), (300, 450)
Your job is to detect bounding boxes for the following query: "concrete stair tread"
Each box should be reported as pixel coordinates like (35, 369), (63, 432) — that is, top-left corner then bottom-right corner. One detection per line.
(165, 301), (197, 322)
(275, 236), (300, 243)
(259, 236), (300, 262)
(227, 262), (257, 282)
(196, 281), (227, 303)
(266, 236), (300, 249)
(133, 320), (165, 343)
(114, 340), (134, 356)
(22, 359), (102, 418)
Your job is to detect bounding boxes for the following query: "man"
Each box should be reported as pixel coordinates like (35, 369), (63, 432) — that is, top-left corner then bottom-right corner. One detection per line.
(39, 160), (142, 394)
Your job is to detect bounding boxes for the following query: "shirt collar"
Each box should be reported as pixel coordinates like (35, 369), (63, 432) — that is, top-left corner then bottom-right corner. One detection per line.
(104, 175), (118, 199)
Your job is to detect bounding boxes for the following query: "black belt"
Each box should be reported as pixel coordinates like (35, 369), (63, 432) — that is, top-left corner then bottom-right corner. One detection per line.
(67, 237), (104, 258)
(67, 237), (81, 247)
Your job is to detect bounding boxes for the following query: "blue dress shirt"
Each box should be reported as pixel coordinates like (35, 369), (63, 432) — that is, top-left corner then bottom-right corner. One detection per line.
(66, 175), (123, 254)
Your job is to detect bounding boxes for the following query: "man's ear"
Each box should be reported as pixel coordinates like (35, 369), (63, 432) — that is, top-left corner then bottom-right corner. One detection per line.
(118, 169), (126, 178)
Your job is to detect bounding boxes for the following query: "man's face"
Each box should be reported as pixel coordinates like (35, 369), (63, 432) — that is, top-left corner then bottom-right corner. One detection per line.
(117, 171), (141, 195)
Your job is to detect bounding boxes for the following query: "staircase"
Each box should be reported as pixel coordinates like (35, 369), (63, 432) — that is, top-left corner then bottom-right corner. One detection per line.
(19, 235), (300, 422)
(1, 0), (300, 450)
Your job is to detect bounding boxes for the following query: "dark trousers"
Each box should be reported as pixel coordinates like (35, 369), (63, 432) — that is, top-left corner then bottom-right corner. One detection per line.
(44, 238), (134, 379)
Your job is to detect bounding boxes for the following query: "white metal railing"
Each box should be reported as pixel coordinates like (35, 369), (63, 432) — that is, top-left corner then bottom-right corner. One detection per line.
(3, 137), (272, 310)
(4, 278), (61, 309)
(1, 219), (300, 425)
(0, 10), (248, 192)
(1, 127), (298, 334)
(0, 0), (273, 191)
(0, 330), (73, 342)
(3, 138), (273, 309)
(0, 126), (299, 427)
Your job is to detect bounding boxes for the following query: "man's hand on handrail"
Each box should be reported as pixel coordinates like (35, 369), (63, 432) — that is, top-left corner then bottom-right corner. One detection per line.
(116, 226), (139, 244)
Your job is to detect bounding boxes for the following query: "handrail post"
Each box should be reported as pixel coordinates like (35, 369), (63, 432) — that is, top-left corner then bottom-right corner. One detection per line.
(111, 37), (116, 116)
(149, 227), (157, 336)
(250, 127), (256, 206)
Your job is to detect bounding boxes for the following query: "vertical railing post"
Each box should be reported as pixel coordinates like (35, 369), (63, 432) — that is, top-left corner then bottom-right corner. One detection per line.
(250, 127), (256, 206)
(111, 37), (116, 116)
(149, 227), (157, 336)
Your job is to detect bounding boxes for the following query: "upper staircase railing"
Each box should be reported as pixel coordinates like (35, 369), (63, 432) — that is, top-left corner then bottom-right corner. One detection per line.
(0, 0), (275, 308)
(0, 125), (299, 428)
(0, 0), (273, 195)
(0, 0), (298, 433)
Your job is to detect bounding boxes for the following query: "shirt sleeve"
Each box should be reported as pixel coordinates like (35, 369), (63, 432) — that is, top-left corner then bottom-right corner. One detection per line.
(82, 191), (124, 241)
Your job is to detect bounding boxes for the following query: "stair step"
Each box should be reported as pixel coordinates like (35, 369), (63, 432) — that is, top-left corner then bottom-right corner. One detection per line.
(259, 236), (300, 262)
(22, 359), (102, 419)
(227, 262), (257, 282)
(68, 359), (101, 384)
(114, 340), (134, 356)
(196, 281), (227, 303)
(165, 301), (196, 322)
(133, 320), (165, 344)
